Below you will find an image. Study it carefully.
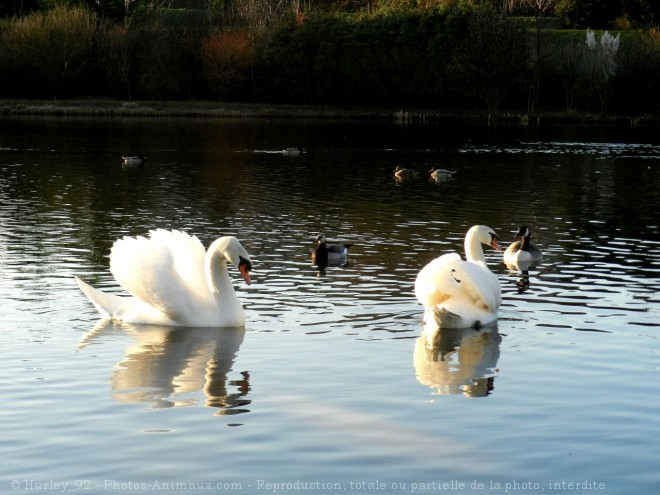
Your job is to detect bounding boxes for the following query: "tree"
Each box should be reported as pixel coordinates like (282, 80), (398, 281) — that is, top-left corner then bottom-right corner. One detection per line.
(519, 0), (559, 111)
(448, 5), (529, 111)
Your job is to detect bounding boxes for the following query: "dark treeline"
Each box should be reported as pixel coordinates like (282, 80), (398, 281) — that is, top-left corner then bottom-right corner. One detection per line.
(1, 0), (660, 115)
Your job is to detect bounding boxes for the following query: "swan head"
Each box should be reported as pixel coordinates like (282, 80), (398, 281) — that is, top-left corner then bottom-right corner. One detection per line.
(315, 234), (327, 244)
(210, 236), (252, 285)
(466, 225), (501, 253)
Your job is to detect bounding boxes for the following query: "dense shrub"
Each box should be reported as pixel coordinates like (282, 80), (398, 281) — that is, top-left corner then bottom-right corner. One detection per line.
(253, 4), (529, 109)
(614, 28), (660, 113)
(555, 0), (660, 29)
(0, 5), (100, 98)
(97, 25), (204, 99)
(133, 28), (203, 100)
(446, 4), (529, 111)
(201, 31), (255, 100)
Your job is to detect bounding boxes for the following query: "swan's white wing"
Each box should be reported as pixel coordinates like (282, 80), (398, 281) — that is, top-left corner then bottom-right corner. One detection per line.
(148, 230), (210, 301)
(452, 260), (501, 312)
(415, 253), (501, 312)
(110, 230), (208, 322)
(415, 253), (462, 308)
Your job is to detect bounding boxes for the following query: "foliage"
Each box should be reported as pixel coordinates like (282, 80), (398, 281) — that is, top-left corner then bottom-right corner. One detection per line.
(201, 31), (255, 99)
(615, 28), (660, 113)
(2, 3), (660, 114)
(554, 0), (658, 29)
(581, 28), (620, 112)
(447, 3), (529, 110)
(0, 5), (99, 98)
(253, 3), (530, 110)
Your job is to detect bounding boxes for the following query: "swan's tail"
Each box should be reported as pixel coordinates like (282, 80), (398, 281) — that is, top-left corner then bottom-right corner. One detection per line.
(75, 276), (131, 319)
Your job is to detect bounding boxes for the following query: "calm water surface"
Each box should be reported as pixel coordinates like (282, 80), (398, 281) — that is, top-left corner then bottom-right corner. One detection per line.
(1, 117), (659, 494)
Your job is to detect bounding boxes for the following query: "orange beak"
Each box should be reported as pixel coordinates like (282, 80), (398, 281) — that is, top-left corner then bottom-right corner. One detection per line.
(491, 239), (501, 252)
(239, 264), (251, 285)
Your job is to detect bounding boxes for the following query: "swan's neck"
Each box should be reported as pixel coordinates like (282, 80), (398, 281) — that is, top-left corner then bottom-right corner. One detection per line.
(206, 251), (232, 296)
(465, 230), (486, 264)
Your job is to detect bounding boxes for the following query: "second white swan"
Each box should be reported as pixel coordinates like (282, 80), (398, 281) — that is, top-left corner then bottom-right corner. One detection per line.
(415, 225), (502, 337)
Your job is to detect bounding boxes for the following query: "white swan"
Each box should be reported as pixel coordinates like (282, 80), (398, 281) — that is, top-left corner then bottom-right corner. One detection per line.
(76, 230), (252, 327)
(415, 225), (501, 338)
(503, 225), (542, 265)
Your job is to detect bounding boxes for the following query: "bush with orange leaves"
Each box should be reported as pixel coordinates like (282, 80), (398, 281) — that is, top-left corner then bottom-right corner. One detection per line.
(201, 31), (255, 100)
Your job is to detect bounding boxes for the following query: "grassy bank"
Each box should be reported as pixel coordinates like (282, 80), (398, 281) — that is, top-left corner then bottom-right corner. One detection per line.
(1, 99), (658, 126)
(0, 99), (391, 119)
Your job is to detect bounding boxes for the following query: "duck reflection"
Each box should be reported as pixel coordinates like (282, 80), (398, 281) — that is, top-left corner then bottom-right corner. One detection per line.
(414, 326), (501, 398)
(79, 322), (250, 415)
(504, 259), (538, 294)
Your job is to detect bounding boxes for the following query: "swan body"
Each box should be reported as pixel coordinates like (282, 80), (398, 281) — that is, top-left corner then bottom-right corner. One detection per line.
(503, 225), (542, 265)
(312, 234), (351, 268)
(429, 167), (457, 181)
(394, 166), (419, 180)
(122, 155), (147, 167)
(76, 230), (252, 327)
(415, 225), (501, 338)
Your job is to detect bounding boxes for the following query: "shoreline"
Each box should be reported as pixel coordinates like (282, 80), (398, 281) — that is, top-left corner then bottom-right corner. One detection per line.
(0, 99), (657, 126)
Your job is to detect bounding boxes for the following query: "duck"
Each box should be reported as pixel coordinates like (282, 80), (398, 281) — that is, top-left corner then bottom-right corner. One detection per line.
(394, 166), (419, 180)
(311, 234), (351, 268)
(415, 225), (502, 338)
(429, 167), (457, 181)
(122, 155), (147, 167)
(282, 147), (304, 156)
(76, 229), (252, 327)
(503, 225), (542, 265)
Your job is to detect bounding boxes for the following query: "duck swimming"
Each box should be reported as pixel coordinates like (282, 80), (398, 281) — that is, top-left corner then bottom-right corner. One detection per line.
(312, 234), (351, 269)
(122, 155), (147, 167)
(429, 167), (457, 181)
(394, 166), (419, 180)
(503, 225), (542, 265)
(415, 225), (502, 339)
(282, 147), (304, 156)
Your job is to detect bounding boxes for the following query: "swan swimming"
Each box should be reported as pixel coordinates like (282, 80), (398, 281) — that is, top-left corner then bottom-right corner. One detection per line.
(415, 225), (502, 339)
(76, 229), (252, 327)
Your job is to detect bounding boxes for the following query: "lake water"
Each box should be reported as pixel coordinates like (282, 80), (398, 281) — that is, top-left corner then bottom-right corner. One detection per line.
(1, 116), (659, 495)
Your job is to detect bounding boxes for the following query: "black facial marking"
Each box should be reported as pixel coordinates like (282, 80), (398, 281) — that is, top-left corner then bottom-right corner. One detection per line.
(239, 256), (252, 271)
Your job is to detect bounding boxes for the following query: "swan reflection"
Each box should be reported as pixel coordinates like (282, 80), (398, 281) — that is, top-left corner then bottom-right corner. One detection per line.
(79, 322), (250, 414)
(414, 326), (501, 398)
